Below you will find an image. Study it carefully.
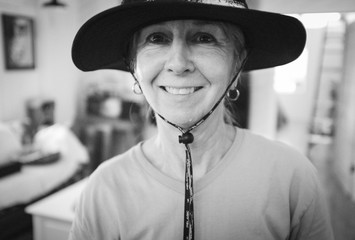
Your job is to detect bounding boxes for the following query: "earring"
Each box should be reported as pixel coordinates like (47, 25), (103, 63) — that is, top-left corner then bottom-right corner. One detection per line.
(227, 88), (240, 101)
(132, 82), (143, 95)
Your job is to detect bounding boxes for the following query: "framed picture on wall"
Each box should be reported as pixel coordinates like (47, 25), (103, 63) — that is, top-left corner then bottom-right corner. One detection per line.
(1, 14), (35, 70)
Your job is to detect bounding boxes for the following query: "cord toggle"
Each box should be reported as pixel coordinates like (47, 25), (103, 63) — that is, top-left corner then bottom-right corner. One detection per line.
(179, 132), (194, 144)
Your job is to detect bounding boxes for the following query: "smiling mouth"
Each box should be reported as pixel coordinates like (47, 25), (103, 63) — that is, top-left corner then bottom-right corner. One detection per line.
(161, 86), (203, 95)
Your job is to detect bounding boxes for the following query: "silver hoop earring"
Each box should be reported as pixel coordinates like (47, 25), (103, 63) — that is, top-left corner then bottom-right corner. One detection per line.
(132, 82), (143, 95)
(227, 89), (240, 101)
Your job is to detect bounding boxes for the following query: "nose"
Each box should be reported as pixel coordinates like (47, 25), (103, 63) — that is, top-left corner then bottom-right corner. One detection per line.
(164, 40), (195, 74)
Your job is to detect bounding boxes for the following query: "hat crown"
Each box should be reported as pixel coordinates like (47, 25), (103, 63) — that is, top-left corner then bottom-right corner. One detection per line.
(122, 0), (248, 9)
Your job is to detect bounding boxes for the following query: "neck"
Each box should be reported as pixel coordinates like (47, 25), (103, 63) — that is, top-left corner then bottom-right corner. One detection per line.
(142, 107), (236, 181)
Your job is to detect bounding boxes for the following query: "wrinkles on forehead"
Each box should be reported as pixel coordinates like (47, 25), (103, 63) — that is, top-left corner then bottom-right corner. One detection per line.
(126, 19), (247, 72)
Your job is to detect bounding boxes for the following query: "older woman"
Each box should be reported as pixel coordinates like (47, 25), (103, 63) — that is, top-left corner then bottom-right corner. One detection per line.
(70, 1), (334, 240)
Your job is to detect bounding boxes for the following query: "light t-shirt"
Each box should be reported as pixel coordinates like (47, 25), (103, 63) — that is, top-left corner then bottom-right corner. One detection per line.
(69, 128), (334, 240)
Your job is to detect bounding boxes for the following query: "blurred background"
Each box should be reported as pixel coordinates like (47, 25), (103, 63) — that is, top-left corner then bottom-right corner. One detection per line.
(0, 0), (355, 240)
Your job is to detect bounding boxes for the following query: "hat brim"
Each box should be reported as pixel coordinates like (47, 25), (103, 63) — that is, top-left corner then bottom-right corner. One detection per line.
(72, 2), (306, 72)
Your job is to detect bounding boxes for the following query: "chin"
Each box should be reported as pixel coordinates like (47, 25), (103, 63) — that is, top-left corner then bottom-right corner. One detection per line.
(169, 114), (202, 129)
(156, 105), (213, 129)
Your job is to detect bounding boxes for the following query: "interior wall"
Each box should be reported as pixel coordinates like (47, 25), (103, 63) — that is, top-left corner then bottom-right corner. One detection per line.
(333, 20), (355, 198)
(0, 0), (40, 122)
(248, 27), (325, 154)
(249, 0), (355, 148)
(248, 69), (277, 139)
(0, 0), (140, 127)
(36, 0), (81, 125)
(0, 0), (81, 126)
(275, 27), (325, 153)
(253, 0), (355, 200)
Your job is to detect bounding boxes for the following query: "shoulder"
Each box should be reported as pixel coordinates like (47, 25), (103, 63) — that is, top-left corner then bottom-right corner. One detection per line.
(237, 129), (319, 193)
(239, 128), (314, 170)
(239, 128), (322, 204)
(87, 143), (144, 189)
(72, 143), (144, 235)
(238, 129), (326, 206)
(71, 145), (142, 240)
(240, 129), (303, 155)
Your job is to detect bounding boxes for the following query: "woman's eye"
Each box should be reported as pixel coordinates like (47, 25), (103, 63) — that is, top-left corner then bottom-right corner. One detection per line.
(147, 33), (169, 44)
(193, 33), (216, 43)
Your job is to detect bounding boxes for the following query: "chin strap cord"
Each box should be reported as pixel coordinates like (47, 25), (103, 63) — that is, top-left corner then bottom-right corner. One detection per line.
(127, 57), (247, 240)
(156, 59), (246, 240)
(184, 143), (194, 240)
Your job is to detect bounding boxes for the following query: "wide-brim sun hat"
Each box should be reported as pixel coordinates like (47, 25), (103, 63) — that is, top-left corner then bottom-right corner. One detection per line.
(72, 0), (306, 72)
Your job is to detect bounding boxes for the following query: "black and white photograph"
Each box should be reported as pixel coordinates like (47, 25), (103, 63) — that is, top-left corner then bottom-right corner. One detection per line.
(0, 1), (355, 240)
(2, 14), (35, 70)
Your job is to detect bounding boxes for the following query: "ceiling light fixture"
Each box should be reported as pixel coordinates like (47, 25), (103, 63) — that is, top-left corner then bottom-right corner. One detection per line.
(43, 0), (66, 8)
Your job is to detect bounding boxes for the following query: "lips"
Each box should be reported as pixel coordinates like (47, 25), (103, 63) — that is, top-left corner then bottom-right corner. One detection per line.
(162, 86), (203, 95)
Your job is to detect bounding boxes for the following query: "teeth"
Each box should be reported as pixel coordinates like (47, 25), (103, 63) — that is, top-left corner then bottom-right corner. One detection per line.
(165, 87), (196, 95)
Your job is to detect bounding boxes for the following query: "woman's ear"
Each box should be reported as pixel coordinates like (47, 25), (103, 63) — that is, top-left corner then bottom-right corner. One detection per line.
(232, 66), (242, 82)
(232, 57), (241, 76)
(125, 57), (139, 82)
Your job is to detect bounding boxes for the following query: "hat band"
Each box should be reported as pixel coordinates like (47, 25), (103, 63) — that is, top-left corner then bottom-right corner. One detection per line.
(122, 0), (248, 9)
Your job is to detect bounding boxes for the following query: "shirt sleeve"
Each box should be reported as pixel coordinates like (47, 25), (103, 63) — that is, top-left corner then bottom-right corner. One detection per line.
(289, 170), (334, 240)
(68, 182), (96, 240)
(68, 215), (95, 240)
(68, 170), (121, 240)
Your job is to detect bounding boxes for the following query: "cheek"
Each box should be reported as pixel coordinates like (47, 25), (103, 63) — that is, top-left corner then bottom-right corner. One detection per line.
(195, 51), (236, 87)
(135, 49), (166, 84)
(135, 54), (152, 83)
(134, 52), (163, 107)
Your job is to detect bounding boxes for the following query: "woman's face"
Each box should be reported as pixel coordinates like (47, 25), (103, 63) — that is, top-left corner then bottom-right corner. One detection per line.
(134, 20), (240, 128)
